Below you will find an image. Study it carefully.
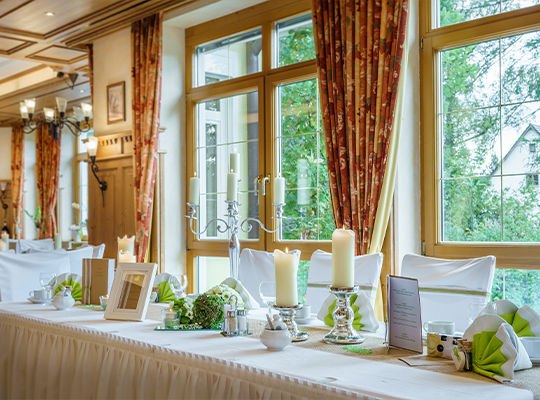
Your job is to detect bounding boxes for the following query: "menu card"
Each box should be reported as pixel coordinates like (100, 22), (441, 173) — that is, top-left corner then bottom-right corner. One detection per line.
(82, 258), (115, 305)
(386, 275), (423, 353)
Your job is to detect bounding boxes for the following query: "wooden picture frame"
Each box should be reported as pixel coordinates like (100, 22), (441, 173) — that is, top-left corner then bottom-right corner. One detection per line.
(104, 263), (157, 321)
(107, 81), (125, 124)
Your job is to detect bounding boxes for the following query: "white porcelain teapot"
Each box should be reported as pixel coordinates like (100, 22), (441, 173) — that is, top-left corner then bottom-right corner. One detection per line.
(52, 286), (75, 310)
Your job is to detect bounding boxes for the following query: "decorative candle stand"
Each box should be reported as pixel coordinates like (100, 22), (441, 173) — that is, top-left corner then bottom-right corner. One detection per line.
(186, 199), (285, 280)
(323, 286), (364, 345)
(272, 303), (309, 342)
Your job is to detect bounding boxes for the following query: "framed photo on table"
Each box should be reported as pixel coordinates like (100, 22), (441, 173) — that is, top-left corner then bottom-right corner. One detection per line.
(107, 81), (125, 124)
(105, 263), (157, 321)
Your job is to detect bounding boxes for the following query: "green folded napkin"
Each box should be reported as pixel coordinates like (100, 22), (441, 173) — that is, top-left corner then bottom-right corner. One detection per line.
(157, 281), (176, 303)
(480, 300), (540, 337)
(464, 314), (532, 382)
(317, 292), (378, 332)
(54, 278), (82, 301)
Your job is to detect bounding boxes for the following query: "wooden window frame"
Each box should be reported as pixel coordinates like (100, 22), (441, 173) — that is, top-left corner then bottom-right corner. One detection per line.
(185, 0), (331, 291)
(420, 2), (540, 269)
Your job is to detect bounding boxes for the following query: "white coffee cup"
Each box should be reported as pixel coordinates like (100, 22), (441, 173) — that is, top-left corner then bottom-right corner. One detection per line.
(423, 320), (455, 335)
(29, 289), (47, 300)
(296, 304), (311, 319)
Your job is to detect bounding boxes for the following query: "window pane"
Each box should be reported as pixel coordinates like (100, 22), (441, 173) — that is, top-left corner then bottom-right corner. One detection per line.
(276, 13), (315, 67)
(442, 177), (501, 241)
(196, 92), (259, 240)
(78, 161), (88, 237)
(491, 269), (540, 311)
(277, 78), (335, 241)
(439, 30), (540, 242)
(437, 0), (540, 28)
(196, 256), (229, 292)
(195, 28), (262, 87)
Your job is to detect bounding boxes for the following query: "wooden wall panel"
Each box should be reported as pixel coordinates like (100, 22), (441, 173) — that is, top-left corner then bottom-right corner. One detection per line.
(88, 156), (135, 260)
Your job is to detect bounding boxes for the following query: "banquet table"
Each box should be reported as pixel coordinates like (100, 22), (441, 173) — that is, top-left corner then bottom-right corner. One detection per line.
(0, 302), (534, 400)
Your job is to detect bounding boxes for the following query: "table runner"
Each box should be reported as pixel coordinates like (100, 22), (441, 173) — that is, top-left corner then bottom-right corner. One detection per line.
(0, 302), (534, 400)
(290, 326), (540, 397)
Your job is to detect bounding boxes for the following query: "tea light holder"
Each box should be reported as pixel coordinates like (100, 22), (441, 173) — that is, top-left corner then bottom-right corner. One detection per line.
(99, 295), (109, 310)
(271, 303), (309, 342)
(323, 286), (364, 345)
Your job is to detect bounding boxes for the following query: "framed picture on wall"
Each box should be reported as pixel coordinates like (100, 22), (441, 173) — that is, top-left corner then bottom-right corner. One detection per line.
(107, 82), (125, 124)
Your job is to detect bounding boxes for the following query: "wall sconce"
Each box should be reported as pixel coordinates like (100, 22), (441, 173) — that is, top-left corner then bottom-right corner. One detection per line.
(0, 181), (7, 218)
(86, 136), (107, 207)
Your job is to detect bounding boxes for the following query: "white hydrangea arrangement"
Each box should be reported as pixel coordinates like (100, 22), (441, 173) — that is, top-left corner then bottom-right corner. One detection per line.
(206, 284), (244, 308)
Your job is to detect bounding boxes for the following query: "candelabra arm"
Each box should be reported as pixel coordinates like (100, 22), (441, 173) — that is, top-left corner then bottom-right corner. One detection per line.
(240, 218), (279, 234)
(184, 203), (230, 237)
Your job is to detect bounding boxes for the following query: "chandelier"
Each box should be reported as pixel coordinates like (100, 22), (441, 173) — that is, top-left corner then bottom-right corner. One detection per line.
(19, 97), (92, 141)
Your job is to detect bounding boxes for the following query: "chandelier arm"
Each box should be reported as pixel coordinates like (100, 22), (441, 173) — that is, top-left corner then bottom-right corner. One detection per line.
(61, 120), (82, 137)
(23, 119), (47, 135)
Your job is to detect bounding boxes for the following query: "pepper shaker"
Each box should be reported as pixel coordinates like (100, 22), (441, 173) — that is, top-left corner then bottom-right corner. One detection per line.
(237, 308), (248, 335)
(226, 310), (238, 336)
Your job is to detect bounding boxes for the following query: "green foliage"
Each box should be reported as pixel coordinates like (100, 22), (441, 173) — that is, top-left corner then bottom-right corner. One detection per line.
(440, 0), (540, 310)
(278, 23), (335, 241)
(193, 293), (225, 329)
(23, 207), (41, 229)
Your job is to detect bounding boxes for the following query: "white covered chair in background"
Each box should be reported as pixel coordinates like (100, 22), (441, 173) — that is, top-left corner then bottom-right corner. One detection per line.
(80, 243), (106, 259)
(27, 247), (94, 276)
(0, 251), (70, 302)
(400, 254), (496, 333)
(16, 238), (54, 254)
(237, 248), (301, 306)
(306, 250), (383, 314)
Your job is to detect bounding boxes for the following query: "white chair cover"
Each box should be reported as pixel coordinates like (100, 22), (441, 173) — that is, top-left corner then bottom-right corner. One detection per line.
(16, 238), (54, 254)
(80, 243), (105, 259)
(27, 247), (94, 277)
(401, 254), (496, 333)
(237, 248), (301, 306)
(306, 250), (383, 313)
(0, 251), (70, 302)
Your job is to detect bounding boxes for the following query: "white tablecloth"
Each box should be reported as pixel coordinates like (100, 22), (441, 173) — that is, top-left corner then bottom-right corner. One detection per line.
(0, 302), (533, 400)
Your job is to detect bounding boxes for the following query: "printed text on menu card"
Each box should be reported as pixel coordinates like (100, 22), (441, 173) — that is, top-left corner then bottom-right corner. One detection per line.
(387, 276), (423, 353)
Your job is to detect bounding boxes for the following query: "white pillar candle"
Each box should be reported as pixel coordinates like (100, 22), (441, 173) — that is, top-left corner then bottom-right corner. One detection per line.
(118, 235), (135, 259)
(189, 173), (200, 205)
(118, 250), (136, 263)
(274, 174), (286, 204)
(229, 152), (240, 174)
(54, 234), (62, 250)
(1, 232), (8, 245)
(0, 241), (7, 252)
(274, 248), (298, 306)
(227, 171), (238, 201)
(332, 228), (355, 288)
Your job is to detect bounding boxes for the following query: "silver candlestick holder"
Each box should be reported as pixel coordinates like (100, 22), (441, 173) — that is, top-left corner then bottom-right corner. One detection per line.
(323, 286), (365, 345)
(271, 303), (309, 342)
(186, 195), (285, 280)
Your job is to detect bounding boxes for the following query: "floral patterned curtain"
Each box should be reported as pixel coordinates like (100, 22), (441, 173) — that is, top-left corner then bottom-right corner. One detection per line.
(131, 13), (163, 262)
(35, 125), (61, 238)
(10, 125), (24, 239)
(311, 0), (409, 254)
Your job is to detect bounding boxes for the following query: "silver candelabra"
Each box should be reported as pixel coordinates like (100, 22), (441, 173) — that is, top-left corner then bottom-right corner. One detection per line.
(185, 198), (285, 280)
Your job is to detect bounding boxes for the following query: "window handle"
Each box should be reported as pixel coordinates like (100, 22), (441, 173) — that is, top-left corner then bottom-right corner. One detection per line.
(261, 175), (270, 196)
(254, 175), (270, 196)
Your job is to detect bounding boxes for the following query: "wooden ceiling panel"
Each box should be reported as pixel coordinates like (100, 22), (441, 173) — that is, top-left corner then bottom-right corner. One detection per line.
(0, 0), (32, 19)
(0, 0), (126, 36)
(0, 35), (35, 54)
(27, 45), (86, 64)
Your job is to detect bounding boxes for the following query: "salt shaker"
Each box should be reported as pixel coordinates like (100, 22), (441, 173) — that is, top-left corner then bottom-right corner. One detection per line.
(237, 308), (248, 335)
(226, 309), (238, 336)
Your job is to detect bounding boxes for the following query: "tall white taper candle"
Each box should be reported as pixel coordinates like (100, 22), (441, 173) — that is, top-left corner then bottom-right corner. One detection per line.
(189, 173), (200, 205)
(274, 174), (285, 204)
(227, 171), (238, 201)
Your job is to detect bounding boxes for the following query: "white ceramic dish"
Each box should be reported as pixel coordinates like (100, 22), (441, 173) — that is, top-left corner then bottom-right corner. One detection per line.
(260, 329), (292, 351)
(295, 316), (316, 324)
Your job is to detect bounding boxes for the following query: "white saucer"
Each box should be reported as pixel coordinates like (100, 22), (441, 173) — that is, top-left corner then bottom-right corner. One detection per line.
(28, 297), (49, 304)
(531, 358), (540, 366)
